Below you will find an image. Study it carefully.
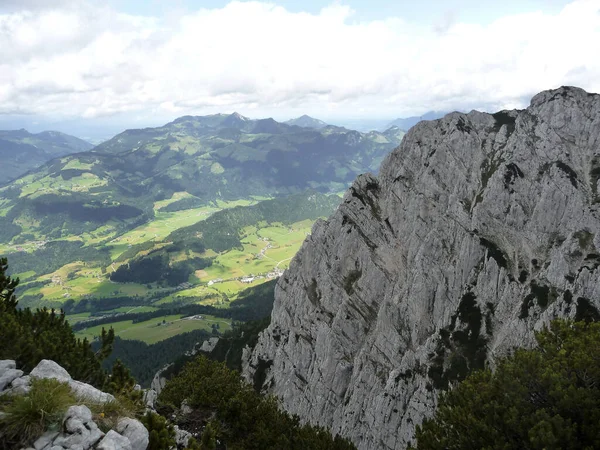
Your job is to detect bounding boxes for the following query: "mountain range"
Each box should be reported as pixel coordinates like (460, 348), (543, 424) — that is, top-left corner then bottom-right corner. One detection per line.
(284, 115), (329, 129)
(0, 129), (92, 184)
(0, 113), (404, 245)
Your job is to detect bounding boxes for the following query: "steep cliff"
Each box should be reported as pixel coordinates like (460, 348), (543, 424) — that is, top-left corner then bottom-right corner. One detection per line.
(243, 87), (600, 449)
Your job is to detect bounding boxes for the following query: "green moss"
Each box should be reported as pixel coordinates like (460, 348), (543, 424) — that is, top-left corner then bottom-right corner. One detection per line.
(589, 156), (600, 199)
(503, 163), (524, 190)
(479, 237), (509, 270)
(343, 269), (362, 296)
(520, 280), (558, 319)
(575, 297), (600, 323)
(305, 278), (321, 306)
(575, 230), (594, 249)
(428, 291), (488, 390)
(492, 111), (516, 134)
(555, 161), (578, 188)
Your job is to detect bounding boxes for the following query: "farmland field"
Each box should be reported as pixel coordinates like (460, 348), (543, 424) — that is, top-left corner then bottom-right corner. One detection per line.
(75, 313), (231, 344)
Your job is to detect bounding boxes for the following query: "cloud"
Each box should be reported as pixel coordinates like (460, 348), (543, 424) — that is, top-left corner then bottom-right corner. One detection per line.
(0, 0), (599, 120)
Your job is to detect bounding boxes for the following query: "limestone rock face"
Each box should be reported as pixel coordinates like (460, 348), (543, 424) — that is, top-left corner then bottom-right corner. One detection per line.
(116, 418), (149, 450)
(243, 87), (600, 449)
(30, 360), (72, 383)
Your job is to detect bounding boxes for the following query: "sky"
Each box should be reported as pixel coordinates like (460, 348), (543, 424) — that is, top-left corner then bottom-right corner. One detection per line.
(0, 0), (599, 140)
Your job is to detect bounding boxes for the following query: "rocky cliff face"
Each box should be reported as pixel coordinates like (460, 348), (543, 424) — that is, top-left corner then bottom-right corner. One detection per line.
(243, 87), (600, 450)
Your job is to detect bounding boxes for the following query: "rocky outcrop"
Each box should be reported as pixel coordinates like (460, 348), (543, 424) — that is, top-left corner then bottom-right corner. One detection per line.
(244, 87), (600, 449)
(0, 360), (148, 450)
(29, 359), (115, 404)
(150, 364), (171, 395)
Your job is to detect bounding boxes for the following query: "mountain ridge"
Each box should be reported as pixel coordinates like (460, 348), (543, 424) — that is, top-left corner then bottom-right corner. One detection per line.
(243, 86), (600, 449)
(0, 129), (92, 184)
(285, 115), (329, 129)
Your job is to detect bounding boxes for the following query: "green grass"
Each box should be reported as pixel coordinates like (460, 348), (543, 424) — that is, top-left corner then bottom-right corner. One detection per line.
(75, 313), (231, 344)
(66, 312), (91, 324)
(0, 378), (76, 448)
(106, 199), (259, 260)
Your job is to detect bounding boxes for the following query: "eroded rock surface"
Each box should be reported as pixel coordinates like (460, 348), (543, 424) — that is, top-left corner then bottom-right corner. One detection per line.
(244, 87), (600, 449)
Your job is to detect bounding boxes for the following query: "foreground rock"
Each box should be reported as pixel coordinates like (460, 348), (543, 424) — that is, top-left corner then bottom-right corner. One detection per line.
(0, 360), (148, 450)
(244, 87), (600, 449)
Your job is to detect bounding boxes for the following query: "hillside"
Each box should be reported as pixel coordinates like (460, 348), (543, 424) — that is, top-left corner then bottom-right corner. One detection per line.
(0, 114), (402, 246)
(243, 87), (600, 449)
(5, 191), (338, 333)
(0, 129), (92, 184)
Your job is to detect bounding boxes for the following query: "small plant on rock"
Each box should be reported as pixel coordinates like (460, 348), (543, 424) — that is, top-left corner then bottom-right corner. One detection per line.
(0, 378), (75, 448)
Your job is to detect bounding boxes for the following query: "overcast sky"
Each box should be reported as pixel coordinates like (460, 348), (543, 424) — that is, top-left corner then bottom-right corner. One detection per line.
(0, 0), (598, 138)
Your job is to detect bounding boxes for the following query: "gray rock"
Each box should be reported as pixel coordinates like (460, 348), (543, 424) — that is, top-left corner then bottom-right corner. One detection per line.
(116, 418), (149, 450)
(150, 365), (171, 395)
(96, 430), (133, 450)
(30, 360), (71, 383)
(0, 368), (23, 391)
(49, 405), (104, 449)
(0, 360), (16, 376)
(199, 337), (219, 353)
(64, 405), (93, 424)
(143, 389), (157, 410)
(68, 380), (114, 404)
(10, 374), (31, 394)
(33, 431), (59, 450)
(174, 425), (192, 447)
(244, 87), (600, 449)
(180, 399), (193, 415)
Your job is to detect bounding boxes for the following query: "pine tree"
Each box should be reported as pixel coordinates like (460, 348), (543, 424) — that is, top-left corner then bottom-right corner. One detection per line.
(0, 258), (112, 387)
(414, 319), (600, 449)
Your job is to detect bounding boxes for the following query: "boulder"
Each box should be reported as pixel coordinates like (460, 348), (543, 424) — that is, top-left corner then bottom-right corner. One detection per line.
(174, 425), (193, 447)
(0, 360), (16, 375)
(30, 360), (71, 383)
(96, 430), (133, 450)
(143, 389), (157, 410)
(64, 405), (93, 423)
(32, 431), (59, 450)
(0, 368), (23, 391)
(180, 399), (193, 415)
(69, 380), (114, 404)
(116, 418), (149, 450)
(10, 375), (31, 394)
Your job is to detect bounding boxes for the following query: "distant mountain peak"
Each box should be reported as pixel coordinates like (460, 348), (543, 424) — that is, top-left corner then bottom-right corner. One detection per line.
(384, 111), (449, 132)
(229, 112), (249, 121)
(285, 115), (329, 129)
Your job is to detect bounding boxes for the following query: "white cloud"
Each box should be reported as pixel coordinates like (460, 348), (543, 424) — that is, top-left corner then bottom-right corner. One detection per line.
(0, 0), (599, 120)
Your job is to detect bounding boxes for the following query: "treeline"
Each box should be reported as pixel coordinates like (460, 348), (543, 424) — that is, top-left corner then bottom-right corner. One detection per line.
(158, 355), (356, 450)
(6, 240), (110, 278)
(94, 331), (212, 386)
(71, 279), (276, 332)
(163, 316), (272, 379)
(110, 252), (211, 286)
(167, 191), (339, 253)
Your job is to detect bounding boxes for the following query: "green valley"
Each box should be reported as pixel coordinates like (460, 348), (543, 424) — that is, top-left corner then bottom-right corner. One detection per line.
(0, 114), (403, 345)
(0, 129), (93, 184)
